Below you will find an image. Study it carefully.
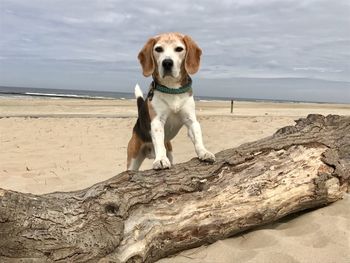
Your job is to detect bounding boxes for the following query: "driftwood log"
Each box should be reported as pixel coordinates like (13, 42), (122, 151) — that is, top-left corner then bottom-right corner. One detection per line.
(0, 114), (349, 263)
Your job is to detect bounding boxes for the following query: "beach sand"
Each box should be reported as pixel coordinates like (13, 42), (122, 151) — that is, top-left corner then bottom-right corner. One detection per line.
(0, 97), (349, 262)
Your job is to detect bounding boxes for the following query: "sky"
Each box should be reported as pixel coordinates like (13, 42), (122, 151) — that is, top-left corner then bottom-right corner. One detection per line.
(0, 0), (350, 103)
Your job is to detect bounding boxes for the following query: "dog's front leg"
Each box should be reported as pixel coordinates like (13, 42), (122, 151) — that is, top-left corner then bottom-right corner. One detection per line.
(186, 119), (216, 162)
(151, 117), (171, 170)
(181, 99), (215, 163)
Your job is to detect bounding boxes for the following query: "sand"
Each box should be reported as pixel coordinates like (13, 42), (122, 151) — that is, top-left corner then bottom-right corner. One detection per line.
(0, 96), (349, 262)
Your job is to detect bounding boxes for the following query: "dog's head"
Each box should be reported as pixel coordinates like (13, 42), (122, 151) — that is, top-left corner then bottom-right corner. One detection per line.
(138, 32), (202, 83)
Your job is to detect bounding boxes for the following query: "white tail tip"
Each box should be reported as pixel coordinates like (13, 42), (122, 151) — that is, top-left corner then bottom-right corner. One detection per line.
(134, 84), (143, 99)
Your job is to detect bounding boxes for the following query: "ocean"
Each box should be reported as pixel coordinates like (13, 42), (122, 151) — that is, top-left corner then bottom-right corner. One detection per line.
(0, 85), (323, 104)
(0, 86), (134, 100)
(0, 85), (239, 101)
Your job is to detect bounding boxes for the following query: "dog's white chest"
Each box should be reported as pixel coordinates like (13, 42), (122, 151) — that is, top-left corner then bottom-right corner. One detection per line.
(168, 96), (183, 113)
(158, 92), (188, 113)
(152, 92), (193, 141)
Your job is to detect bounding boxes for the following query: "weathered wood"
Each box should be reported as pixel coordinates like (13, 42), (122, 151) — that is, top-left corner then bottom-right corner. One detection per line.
(0, 114), (349, 263)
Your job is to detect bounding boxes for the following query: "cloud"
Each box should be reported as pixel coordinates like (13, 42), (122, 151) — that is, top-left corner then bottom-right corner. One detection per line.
(0, 0), (349, 102)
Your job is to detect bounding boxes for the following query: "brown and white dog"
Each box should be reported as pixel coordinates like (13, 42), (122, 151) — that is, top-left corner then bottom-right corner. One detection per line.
(127, 32), (215, 170)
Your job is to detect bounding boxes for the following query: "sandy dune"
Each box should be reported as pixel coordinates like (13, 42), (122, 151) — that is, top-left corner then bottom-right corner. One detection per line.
(0, 97), (349, 262)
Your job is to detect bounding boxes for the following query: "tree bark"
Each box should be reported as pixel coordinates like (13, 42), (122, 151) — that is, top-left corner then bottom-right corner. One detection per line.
(0, 114), (349, 263)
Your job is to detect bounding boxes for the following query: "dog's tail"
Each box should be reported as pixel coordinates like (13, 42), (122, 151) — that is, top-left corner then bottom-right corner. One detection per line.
(134, 84), (143, 99)
(134, 84), (144, 112)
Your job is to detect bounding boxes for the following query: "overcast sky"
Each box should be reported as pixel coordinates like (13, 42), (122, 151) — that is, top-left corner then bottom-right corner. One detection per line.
(0, 0), (349, 102)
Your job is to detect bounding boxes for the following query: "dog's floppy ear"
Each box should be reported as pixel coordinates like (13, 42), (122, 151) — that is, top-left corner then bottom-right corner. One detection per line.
(183, 35), (202, 75)
(138, 38), (156, 77)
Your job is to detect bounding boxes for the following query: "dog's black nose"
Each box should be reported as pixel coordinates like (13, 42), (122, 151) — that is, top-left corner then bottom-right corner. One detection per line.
(162, 59), (173, 70)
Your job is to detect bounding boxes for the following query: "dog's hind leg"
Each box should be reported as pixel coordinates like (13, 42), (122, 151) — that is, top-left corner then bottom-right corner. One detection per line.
(127, 132), (144, 171)
(128, 152), (146, 171)
(165, 141), (174, 165)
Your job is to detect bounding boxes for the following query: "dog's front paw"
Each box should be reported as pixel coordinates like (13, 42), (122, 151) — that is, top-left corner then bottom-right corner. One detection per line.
(153, 156), (171, 170)
(198, 150), (216, 163)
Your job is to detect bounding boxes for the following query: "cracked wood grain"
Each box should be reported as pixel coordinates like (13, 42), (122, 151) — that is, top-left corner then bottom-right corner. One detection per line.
(0, 114), (349, 263)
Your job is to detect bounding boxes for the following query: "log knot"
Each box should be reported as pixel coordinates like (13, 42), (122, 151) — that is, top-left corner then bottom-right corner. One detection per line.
(105, 203), (120, 216)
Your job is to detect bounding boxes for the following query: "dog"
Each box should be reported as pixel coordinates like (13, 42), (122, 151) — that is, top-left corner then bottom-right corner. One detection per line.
(127, 32), (215, 170)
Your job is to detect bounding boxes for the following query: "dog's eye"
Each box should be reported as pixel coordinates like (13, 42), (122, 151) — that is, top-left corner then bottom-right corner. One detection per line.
(175, 47), (184, 52)
(155, 46), (163, 53)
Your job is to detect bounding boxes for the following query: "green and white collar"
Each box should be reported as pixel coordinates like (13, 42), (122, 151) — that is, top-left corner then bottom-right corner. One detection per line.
(153, 78), (192, 95)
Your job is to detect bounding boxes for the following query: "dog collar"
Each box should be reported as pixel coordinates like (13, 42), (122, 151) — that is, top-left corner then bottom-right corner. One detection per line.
(153, 78), (192, 95)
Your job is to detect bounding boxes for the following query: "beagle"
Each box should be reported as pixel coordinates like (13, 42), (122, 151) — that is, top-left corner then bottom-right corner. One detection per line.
(127, 32), (215, 170)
